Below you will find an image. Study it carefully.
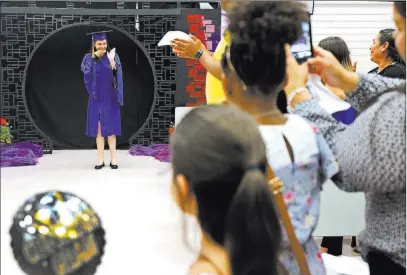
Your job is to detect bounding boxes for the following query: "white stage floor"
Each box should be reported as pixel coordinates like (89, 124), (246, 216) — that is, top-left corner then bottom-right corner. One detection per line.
(1, 150), (368, 275)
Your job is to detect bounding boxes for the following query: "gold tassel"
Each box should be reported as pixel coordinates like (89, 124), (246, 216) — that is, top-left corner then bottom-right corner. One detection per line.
(91, 39), (95, 58)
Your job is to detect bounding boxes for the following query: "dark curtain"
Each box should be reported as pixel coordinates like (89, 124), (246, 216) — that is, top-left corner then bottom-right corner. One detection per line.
(25, 26), (154, 149)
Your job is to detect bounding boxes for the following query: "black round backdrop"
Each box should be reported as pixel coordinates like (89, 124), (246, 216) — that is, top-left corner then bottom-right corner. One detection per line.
(25, 25), (155, 149)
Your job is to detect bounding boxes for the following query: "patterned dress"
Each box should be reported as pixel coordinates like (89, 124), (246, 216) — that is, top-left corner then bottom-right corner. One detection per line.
(258, 114), (339, 275)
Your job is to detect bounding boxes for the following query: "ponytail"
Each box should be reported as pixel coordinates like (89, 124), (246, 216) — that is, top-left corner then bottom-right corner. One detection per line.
(225, 168), (283, 275)
(388, 46), (405, 65)
(379, 29), (405, 65)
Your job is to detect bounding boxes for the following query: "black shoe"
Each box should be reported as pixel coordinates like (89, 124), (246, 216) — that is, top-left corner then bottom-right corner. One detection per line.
(110, 162), (118, 169)
(95, 163), (105, 170)
(353, 246), (362, 254)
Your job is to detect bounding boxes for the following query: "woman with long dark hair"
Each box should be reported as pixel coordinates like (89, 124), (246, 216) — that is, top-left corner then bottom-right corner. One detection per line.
(368, 28), (406, 79)
(171, 105), (284, 275)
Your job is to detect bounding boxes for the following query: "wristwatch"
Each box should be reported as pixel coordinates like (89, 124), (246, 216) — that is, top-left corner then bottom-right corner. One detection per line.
(194, 49), (204, 60)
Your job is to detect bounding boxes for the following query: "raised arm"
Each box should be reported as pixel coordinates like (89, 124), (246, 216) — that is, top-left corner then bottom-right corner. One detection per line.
(80, 54), (97, 99)
(291, 95), (406, 193)
(171, 35), (224, 80)
(197, 49), (222, 79)
(345, 73), (405, 112)
(284, 44), (406, 193)
(306, 45), (405, 112)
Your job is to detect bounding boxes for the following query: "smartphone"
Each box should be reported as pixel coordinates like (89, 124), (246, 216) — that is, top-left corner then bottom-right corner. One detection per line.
(291, 18), (313, 64)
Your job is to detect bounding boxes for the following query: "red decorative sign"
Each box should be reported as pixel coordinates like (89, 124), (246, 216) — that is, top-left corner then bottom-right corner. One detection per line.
(184, 14), (220, 106)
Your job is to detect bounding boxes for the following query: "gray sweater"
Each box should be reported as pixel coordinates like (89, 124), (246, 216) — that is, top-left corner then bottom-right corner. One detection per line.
(291, 73), (406, 267)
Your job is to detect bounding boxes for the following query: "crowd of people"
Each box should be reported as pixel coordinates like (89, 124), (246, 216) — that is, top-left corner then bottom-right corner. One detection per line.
(170, 1), (406, 275)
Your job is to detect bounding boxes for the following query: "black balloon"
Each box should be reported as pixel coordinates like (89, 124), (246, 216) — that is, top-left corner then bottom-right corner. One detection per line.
(10, 191), (106, 275)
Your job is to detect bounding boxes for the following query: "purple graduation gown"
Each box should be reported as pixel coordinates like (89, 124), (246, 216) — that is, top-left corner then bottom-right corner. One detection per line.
(332, 107), (357, 125)
(81, 53), (123, 137)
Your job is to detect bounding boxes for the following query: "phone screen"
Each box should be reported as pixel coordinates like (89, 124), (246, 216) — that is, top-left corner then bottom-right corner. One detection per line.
(291, 21), (313, 63)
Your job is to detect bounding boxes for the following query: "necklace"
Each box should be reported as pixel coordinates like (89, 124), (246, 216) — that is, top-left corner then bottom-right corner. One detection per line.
(378, 61), (396, 73)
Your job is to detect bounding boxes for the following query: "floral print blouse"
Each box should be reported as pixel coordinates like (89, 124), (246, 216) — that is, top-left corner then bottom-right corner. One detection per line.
(259, 114), (339, 275)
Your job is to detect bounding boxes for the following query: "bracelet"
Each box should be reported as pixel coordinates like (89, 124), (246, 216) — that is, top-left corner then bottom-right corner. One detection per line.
(268, 177), (283, 195)
(286, 87), (308, 112)
(194, 49), (204, 60)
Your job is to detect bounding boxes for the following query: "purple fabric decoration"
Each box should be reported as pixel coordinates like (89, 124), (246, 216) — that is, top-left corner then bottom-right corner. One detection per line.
(129, 144), (171, 163)
(150, 144), (170, 151)
(1, 141), (43, 167)
(129, 145), (156, 157)
(155, 151), (170, 163)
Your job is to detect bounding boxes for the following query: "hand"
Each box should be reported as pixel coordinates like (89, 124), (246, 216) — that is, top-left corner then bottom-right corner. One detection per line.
(107, 48), (116, 64)
(170, 34), (204, 59)
(94, 50), (106, 58)
(307, 45), (359, 92)
(352, 61), (357, 72)
(284, 44), (309, 94)
(328, 86), (347, 100)
(283, 44), (312, 108)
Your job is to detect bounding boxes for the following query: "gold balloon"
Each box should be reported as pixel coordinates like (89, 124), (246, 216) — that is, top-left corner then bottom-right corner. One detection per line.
(11, 191), (105, 275)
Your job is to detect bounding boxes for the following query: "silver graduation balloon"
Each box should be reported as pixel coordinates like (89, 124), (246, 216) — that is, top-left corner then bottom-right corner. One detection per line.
(10, 191), (106, 275)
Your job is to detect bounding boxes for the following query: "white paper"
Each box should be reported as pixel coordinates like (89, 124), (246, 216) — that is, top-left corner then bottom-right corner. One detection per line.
(107, 48), (116, 58)
(175, 107), (195, 127)
(307, 74), (352, 114)
(322, 253), (369, 275)
(199, 3), (213, 9)
(158, 31), (192, 47)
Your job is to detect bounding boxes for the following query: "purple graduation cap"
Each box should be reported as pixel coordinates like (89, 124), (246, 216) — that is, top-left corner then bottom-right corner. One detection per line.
(86, 30), (113, 42)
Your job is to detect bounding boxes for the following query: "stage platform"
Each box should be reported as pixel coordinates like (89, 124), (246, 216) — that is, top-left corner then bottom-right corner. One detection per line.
(1, 150), (368, 275)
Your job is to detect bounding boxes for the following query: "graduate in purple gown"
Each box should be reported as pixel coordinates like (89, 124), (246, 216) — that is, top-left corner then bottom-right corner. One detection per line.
(81, 31), (123, 170)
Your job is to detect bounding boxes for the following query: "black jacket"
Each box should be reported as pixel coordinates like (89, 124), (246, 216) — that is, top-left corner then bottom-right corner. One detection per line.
(368, 63), (406, 79)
